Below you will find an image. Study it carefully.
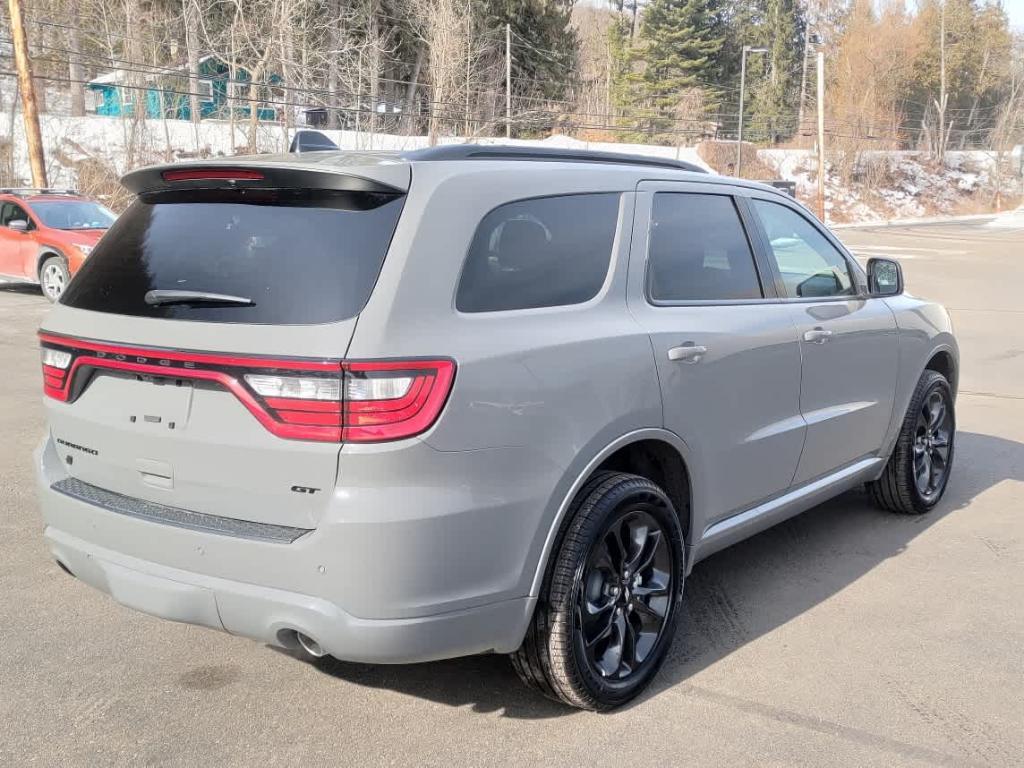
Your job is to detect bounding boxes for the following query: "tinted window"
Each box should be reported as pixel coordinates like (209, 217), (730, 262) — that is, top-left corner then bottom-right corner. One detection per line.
(648, 193), (762, 302)
(61, 188), (405, 325)
(456, 193), (620, 312)
(752, 199), (854, 299)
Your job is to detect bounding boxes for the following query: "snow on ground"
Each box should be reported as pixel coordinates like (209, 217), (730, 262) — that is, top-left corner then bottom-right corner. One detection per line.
(759, 148), (1019, 223)
(985, 205), (1024, 228)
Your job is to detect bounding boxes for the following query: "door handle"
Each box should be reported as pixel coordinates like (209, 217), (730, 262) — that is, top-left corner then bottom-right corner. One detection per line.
(803, 327), (833, 344)
(668, 343), (708, 363)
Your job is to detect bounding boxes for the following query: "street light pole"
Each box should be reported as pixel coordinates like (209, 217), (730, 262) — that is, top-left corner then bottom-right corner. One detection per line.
(736, 45), (767, 179)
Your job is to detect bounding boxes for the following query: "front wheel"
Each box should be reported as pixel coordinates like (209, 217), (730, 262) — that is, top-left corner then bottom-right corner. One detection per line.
(869, 370), (955, 514)
(511, 472), (684, 710)
(40, 256), (70, 302)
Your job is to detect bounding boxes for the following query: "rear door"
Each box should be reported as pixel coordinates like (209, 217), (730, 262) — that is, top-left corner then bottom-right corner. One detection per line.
(628, 181), (805, 531)
(40, 177), (407, 530)
(747, 195), (898, 485)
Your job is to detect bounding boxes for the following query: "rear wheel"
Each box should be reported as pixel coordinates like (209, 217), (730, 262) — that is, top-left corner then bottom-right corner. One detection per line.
(869, 370), (955, 514)
(511, 472), (684, 710)
(40, 256), (70, 302)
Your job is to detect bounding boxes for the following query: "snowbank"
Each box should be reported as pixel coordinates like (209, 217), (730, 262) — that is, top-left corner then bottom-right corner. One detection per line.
(759, 148), (1019, 223)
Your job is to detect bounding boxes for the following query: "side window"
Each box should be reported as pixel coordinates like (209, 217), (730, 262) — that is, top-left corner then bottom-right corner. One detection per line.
(456, 193), (620, 313)
(647, 192), (762, 302)
(751, 199), (854, 299)
(1, 203), (29, 228)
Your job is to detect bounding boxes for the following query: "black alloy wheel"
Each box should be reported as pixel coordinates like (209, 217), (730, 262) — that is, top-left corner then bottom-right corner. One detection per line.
(577, 508), (674, 681)
(511, 472), (684, 710)
(913, 388), (954, 503)
(869, 369), (955, 514)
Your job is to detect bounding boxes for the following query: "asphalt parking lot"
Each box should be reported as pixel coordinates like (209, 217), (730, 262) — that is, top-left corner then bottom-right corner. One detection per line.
(2, 217), (1022, 767)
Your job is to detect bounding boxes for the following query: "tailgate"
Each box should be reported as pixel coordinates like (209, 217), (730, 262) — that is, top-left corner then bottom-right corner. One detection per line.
(37, 168), (408, 530)
(39, 329), (348, 530)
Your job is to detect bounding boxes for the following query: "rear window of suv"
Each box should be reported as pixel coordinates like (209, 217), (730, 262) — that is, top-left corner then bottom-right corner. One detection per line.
(456, 193), (620, 313)
(60, 188), (405, 325)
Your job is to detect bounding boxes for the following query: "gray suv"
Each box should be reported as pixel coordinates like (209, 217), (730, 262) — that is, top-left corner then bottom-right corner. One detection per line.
(35, 146), (958, 710)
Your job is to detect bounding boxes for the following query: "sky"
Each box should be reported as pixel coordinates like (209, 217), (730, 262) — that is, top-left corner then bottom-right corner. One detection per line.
(1001, 0), (1024, 29)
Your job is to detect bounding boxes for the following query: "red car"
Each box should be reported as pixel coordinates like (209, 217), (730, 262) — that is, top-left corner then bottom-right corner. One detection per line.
(0, 189), (116, 301)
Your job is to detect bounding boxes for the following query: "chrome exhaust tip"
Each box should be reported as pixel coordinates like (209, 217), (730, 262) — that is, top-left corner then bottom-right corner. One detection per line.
(295, 631), (326, 658)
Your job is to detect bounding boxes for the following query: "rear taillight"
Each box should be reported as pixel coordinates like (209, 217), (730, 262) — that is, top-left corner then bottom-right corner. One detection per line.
(342, 360), (456, 442)
(40, 346), (72, 399)
(38, 333), (455, 443)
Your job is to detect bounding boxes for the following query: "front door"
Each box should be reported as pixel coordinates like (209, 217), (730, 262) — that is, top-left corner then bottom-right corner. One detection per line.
(0, 202), (34, 278)
(628, 183), (806, 533)
(747, 196), (899, 485)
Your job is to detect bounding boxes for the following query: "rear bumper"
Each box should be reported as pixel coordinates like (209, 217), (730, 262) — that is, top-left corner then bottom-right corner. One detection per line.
(45, 526), (534, 663)
(35, 435), (544, 663)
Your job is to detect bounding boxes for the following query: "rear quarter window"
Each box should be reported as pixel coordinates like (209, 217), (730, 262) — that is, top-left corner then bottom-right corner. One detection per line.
(456, 193), (621, 313)
(60, 188), (405, 325)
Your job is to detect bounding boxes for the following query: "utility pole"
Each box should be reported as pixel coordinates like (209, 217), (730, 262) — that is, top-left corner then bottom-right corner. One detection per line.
(505, 23), (512, 140)
(7, 0), (48, 188)
(736, 46), (767, 178)
(937, 0), (948, 162)
(816, 49), (826, 222)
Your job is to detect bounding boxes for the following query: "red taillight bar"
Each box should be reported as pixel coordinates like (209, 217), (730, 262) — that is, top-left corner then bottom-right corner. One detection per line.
(161, 168), (265, 182)
(39, 333), (337, 372)
(342, 361), (456, 443)
(38, 333), (455, 444)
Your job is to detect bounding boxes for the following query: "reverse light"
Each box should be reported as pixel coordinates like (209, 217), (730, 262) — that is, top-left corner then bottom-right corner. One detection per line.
(38, 334), (455, 443)
(245, 374), (341, 401)
(41, 347), (72, 369)
(345, 375), (413, 401)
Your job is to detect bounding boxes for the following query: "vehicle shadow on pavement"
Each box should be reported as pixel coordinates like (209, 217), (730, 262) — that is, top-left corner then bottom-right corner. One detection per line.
(0, 283), (44, 297)
(295, 430), (1020, 720)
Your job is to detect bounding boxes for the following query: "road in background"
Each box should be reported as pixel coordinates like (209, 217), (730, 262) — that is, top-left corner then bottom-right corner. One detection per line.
(1, 219), (1022, 766)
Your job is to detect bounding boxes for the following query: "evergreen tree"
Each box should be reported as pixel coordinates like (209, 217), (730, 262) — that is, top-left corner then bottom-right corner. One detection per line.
(717, 0), (805, 144)
(607, 15), (635, 121)
(746, 0), (804, 143)
(626, 0), (725, 139)
(482, 0), (579, 101)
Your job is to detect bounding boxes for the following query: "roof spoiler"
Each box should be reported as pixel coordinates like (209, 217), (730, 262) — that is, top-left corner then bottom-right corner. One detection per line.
(289, 129), (340, 154)
(122, 158), (409, 195)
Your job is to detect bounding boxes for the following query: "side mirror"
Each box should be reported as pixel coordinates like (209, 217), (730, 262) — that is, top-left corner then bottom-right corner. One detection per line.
(867, 257), (903, 296)
(8, 219), (28, 232)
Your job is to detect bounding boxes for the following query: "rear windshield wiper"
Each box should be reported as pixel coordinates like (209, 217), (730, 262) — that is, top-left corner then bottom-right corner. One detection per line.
(144, 290), (254, 307)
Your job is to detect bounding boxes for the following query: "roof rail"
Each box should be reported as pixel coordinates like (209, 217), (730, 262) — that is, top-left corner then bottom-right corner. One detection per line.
(401, 144), (708, 173)
(0, 187), (79, 196)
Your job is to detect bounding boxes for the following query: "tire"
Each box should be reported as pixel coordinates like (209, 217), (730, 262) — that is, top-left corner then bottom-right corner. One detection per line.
(511, 472), (685, 710)
(39, 255), (70, 302)
(869, 370), (955, 515)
